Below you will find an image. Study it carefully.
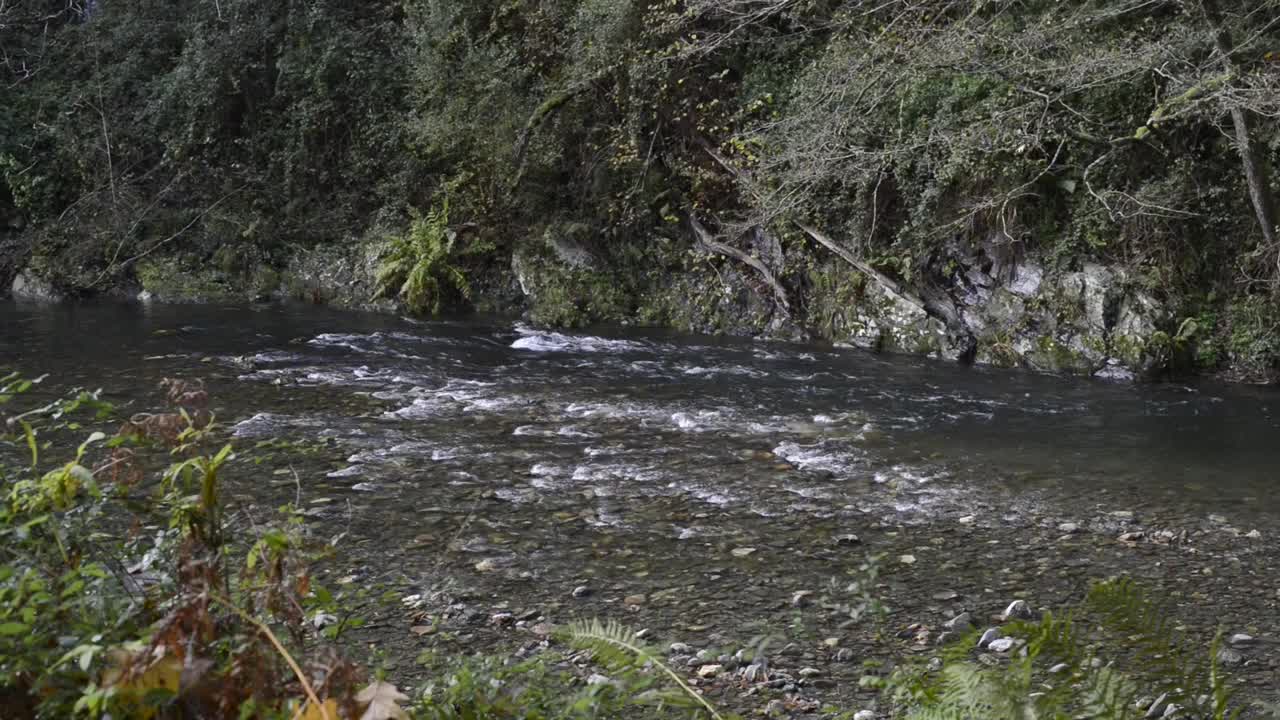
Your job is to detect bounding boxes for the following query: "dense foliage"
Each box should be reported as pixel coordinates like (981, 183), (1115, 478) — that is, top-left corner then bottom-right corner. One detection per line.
(3, 0), (1279, 372)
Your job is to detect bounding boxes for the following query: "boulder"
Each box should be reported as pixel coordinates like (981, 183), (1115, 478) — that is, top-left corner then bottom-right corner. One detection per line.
(11, 271), (62, 302)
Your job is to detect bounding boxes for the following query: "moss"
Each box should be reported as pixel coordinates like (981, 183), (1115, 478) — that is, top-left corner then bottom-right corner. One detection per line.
(135, 252), (283, 303)
(521, 260), (633, 328)
(979, 332), (1022, 368)
(136, 256), (237, 302)
(805, 264), (868, 341)
(1029, 335), (1091, 375)
(249, 267), (281, 299)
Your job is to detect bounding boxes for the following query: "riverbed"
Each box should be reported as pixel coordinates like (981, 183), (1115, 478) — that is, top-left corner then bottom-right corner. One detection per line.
(2, 300), (1277, 715)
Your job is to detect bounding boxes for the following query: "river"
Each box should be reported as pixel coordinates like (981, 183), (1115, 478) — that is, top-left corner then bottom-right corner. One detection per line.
(3, 300), (1277, 711)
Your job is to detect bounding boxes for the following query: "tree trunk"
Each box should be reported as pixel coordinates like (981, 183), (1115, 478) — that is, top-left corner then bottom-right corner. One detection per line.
(1201, 0), (1279, 266)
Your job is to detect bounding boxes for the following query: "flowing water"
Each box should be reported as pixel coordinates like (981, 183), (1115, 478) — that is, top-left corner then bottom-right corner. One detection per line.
(3, 300), (1278, 705)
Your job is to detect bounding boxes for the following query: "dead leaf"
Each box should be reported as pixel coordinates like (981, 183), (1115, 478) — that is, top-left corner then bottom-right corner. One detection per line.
(357, 681), (410, 720)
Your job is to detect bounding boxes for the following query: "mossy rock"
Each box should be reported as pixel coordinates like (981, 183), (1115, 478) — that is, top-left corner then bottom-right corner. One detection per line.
(136, 257), (241, 303)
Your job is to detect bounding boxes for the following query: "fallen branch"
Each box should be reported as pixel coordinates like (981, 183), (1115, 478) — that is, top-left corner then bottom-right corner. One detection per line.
(796, 221), (964, 331)
(690, 214), (791, 315)
(795, 222), (920, 310)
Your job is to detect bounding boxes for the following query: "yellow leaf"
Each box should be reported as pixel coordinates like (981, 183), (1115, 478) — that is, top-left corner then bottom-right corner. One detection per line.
(296, 698), (341, 720)
(101, 649), (184, 719)
(356, 681), (410, 720)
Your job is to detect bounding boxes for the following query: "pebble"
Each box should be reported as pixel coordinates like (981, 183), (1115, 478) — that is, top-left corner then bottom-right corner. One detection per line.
(1163, 704), (1183, 718)
(1216, 647), (1244, 665)
(899, 554), (917, 565)
(836, 648), (855, 663)
(1145, 693), (1169, 718)
(571, 585), (591, 598)
(697, 664), (722, 678)
(1048, 663), (1069, 674)
(765, 699), (787, 717)
(741, 663), (766, 682)
(490, 612), (514, 626)
(1002, 600), (1033, 620)
(798, 667), (821, 678)
(958, 515), (976, 525)
(791, 590), (815, 608)
(1228, 633), (1256, 648)
(944, 612), (973, 631)
(988, 637), (1016, 653)
(669, 642), (692, 654)
(853, 712), (876, 720)
(1246, 529), (1262, 539)
(835, 534), (861, 545)
(695, 649), (714, 661)
(822, 637), (840, 648)
(586, 673), (611, 686)
(623, 594), (646, 606)
(977, 628), (1002, 649)
(1057, 522), (1080, 534)
(731, 547), (757, 557)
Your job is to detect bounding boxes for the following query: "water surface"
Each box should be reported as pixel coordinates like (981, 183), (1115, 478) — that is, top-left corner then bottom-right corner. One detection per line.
(3, 300), (1277, 703)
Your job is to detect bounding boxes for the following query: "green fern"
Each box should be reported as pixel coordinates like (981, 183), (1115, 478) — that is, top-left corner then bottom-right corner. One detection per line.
(883, 579), (1242, 720)
(374, 199), (472, 315)
(558, 618), (726, 720)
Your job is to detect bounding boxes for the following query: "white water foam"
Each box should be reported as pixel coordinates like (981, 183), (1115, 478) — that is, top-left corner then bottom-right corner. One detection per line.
(511, 326), (650, 354)
(773, 441), (863, 475)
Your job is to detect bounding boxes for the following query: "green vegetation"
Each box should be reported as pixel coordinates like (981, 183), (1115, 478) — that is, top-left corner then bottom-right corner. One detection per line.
(0, 374), (724, 719)
(2, 2), (1278, 368)
(374, 201), (476, 316)
(874, 579), (1243, 720)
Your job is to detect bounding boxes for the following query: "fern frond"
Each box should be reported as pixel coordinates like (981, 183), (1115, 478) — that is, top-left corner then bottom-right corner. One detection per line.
(559, 618), (724, 720)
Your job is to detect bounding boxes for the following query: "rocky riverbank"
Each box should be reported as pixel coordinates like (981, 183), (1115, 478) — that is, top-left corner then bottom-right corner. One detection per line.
(0, 228), (1206, 384)
(338, 493), (1279, 718)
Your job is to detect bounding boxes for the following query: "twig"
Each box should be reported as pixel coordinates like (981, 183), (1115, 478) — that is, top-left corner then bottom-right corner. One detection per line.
(209, 593), (331, 720)
(93, 187), (244, 284)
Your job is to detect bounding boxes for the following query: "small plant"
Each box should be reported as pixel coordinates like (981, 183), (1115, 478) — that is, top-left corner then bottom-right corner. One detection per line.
(875, 579), (1243, 720)
(560, 618), (729, 719)
(374, 200), (472, 315)
(0, 373), (403, 720)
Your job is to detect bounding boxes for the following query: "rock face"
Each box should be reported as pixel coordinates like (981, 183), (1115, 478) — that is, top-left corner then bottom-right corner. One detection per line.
(282, 238), (394, 312)
(807, 241), (1170, 379)
(11, 271), (62, 302)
